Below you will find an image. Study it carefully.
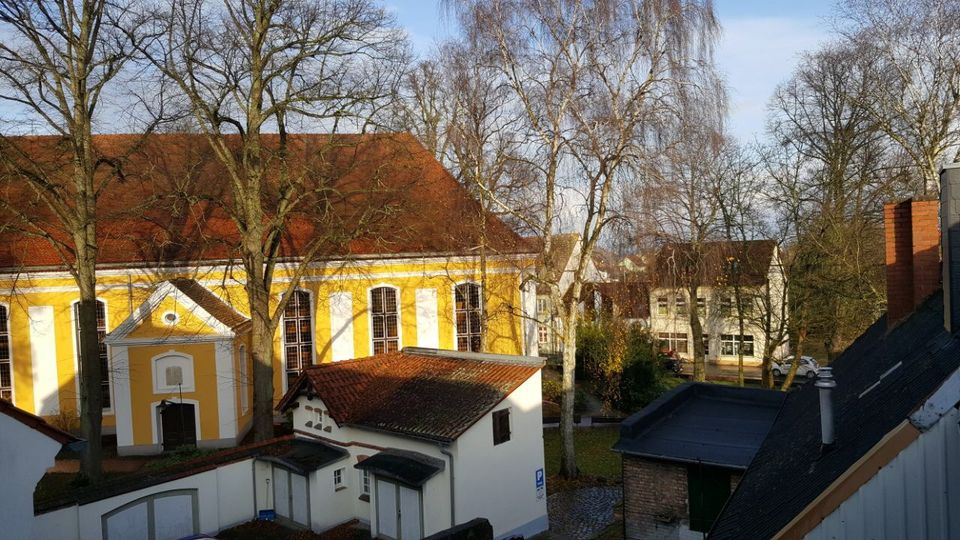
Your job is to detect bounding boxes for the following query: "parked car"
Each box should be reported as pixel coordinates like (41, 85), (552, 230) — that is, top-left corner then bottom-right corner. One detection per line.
(772, 355), (820, 379)
(659, 351), (684, 375)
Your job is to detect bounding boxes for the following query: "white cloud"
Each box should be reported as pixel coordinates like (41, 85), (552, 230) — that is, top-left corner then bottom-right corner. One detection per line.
(717, 16), (831, 143)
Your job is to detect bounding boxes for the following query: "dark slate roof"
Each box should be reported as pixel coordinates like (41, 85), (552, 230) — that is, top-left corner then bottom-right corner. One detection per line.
(35, 435), (344, 513)
(612, 383), (785, 469)
(711, 291), (960, 539)
(0, 399), (79, 445)
(277, 349), (543, 443)
(254, 438), (348, 475)
(355, 448), (445, 487)
(169, 278), (251, 332)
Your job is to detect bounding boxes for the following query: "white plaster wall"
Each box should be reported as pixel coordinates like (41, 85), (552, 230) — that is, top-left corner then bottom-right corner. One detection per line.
(216, 460), (257, 530)
(0, 413), (64, 540)
(35, 458), (259, 540)
(309, 462), (356, 532)
(648, 284), (772, 365)
(452, 370), (548, 539)
(31, 505), (79, 540)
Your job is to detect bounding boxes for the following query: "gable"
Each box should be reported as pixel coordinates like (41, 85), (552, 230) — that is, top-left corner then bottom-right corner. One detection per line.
(126, 294), (223, 339)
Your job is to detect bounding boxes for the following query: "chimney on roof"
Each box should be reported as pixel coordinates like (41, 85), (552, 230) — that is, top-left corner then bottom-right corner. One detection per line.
(884, 197), (940, 328)
(942, 165), (960, 333)
(815, 367), (837, 450)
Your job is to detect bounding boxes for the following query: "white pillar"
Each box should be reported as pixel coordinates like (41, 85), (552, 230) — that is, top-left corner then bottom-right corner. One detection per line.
(28, 306), (59, 416)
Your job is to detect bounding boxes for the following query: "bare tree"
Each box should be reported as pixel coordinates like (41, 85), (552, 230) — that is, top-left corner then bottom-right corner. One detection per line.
(840, 0), (960, 194)
(140, 0), (408, 441)
(449, 0), (720, 478)
(0, 0), (149, 481)
(767, 43), (905, 361)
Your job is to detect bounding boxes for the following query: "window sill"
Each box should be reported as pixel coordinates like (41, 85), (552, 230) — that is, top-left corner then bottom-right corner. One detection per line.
(335, 486), (348, 492)
(359, 494), (370, 502)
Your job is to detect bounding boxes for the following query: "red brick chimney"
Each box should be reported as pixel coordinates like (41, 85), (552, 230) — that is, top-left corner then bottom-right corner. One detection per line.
(884, 198), (940, 327)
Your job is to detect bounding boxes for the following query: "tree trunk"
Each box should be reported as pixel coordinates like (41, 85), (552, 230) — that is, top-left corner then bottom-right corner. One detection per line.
(248, 273), (276, 442)
(688, 286), (706, 382)
(559, 311), (578, 478)
(76, 263), (103, 482)
(782, 325), (806, 391)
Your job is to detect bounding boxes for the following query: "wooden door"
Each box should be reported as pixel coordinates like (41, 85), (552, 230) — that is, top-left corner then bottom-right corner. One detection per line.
(160, 403), (197, 452)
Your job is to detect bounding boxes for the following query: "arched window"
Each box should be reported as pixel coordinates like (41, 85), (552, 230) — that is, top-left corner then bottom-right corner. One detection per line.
(283, 290), (313, 386)
(455, 283), (482, 352)
(74, 300), (110, 408)
(0, 305), (11, 401)
(370, 286), (399, 354)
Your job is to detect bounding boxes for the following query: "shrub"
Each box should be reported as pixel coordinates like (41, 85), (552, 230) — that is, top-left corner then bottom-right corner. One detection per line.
(542, 377), (588, 413)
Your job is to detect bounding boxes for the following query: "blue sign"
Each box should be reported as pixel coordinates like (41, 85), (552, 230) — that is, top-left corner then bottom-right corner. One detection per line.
(535, 468), (544, 488)
(258, 509), (276, 521)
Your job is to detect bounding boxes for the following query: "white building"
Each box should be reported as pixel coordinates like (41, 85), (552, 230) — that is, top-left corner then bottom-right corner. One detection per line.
(648, 239), (788, 367)
(0, 400), (79, 540)
(29, 348), (548, 540)
(277, 347), (549, 539)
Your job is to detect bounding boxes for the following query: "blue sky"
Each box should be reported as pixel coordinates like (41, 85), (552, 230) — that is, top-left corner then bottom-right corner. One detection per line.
(385, 0), (838, 143)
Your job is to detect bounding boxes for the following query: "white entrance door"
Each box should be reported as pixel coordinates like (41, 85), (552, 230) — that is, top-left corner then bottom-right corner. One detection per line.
(274, 467), (291, 519)
(376, 479), (423, 540)
(273, 466), (309, 527)
(377, 479), (398, 539)
(399, 485), (422, 540)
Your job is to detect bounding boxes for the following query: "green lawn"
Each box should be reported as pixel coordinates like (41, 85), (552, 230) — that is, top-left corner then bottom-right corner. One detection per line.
(543, 426), (621, 482)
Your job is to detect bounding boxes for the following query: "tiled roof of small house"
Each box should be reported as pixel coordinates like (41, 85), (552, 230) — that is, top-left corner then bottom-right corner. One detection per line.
(169, 278), (250, 331)
(0, 399), (79, 445)
(0, 133), (530, 271)
(278, 349), (543, 443)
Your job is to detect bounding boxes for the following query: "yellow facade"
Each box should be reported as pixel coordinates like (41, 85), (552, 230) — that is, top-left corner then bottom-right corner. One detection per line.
(0, 254), (533, 452)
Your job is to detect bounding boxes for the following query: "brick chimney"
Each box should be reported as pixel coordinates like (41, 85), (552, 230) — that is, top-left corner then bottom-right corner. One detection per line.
(884, 197), (940, 327)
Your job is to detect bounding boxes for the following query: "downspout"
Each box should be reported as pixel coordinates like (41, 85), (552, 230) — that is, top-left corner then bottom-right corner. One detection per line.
(440, 445), (455, 528)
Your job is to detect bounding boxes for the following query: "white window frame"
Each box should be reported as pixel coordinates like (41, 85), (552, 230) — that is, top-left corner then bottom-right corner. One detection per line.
(71, 298), (113, 413)
(452, 281), (483, 353)
(151, 351), (196, 394)
(368, 284), (402, 355)
(238, 345), (249, 414)
(675, 293), (688, 317)
(334, 467), (346, 490)
(720, 334), (755, 357)
(281, 289), (315, 392)
(360, 469), (370, 495)
(0, 303), (13, 403)
(658, 332), (689, 354)
(656, 296), (668, 316)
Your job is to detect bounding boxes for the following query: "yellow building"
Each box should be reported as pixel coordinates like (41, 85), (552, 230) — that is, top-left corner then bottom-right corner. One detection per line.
(0, 133), (537, 455)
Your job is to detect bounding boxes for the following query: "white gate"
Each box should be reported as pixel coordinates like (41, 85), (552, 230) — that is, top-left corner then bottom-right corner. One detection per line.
(375, 479), (423, 540)
(272, 465), (310, 527)
(101, 489), (198, 540)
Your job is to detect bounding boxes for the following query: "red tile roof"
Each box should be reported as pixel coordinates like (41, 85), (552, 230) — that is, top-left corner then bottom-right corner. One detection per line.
(0, 133), (529, 271)
(0, 399), (79, 445)
(169, 278), (250, 332)
(653, 239), (778, 288)
(278, 351), (542, 443)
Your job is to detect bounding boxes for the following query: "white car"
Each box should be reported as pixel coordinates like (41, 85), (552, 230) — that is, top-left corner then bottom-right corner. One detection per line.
(772, 355), (820, 379)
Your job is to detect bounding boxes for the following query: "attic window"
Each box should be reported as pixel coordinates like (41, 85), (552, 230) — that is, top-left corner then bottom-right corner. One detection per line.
(493, 408), (511, 445)
(162, 311), (179, 325)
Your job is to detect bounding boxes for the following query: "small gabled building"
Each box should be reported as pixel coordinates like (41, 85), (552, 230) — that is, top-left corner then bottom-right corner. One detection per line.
(710, 168), (960, 539)
(613, 383), (784, 539)
(277, 347), (549, 539)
